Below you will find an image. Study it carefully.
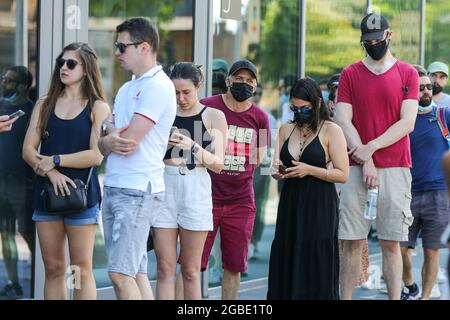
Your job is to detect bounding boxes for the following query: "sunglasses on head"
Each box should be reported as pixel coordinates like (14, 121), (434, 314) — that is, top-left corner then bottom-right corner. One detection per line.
(419, 84), (433, 92)
(56, 58), (82, 70)
(114, 41), (143, 54)
(290, 104), (313, 114)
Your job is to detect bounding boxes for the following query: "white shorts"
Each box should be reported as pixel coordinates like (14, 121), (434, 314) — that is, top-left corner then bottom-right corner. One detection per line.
(153, 166), (213, 231)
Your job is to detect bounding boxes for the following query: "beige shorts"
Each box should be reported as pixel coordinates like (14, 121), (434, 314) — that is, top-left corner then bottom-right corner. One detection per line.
(339, 166), (413, 242)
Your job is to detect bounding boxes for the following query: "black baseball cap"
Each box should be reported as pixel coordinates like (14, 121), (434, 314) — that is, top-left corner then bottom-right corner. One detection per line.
(228, 59), (258, 81)
(360, 13), (389, 41)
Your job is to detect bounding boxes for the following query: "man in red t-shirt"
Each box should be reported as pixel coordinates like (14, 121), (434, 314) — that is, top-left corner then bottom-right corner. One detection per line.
(335, 13), (419, 300)
(200, 60), (270, 300)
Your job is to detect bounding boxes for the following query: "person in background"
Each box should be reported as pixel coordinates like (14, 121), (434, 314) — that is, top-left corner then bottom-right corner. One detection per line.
(427, 61), (450, 108)
(0, 65), (35, 299)
(200, 59), (270, 300)
(153, 62), (227, 300)
(279, 74), (297, 124)
(400, 65), (450, 300)
(249, 83), (277, 260)
(327, 72), (371, 289)
(212, 59), (229, 96)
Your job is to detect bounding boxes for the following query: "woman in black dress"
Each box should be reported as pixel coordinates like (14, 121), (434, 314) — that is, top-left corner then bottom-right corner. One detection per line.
(268, 78), (349, 300)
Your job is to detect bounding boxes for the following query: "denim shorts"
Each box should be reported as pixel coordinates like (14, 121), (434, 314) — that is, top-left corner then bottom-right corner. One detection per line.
(102, 184), (164, 278)
(32, 204), (100, 226)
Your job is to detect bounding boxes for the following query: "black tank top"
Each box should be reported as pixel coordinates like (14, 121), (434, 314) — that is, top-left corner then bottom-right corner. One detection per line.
(164, 107), (212, 163)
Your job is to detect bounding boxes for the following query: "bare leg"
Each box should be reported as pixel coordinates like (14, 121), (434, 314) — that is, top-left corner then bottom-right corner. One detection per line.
(136, 273), (154, 300)
(175, 272), (184, 300)
(340, 239), (365, 300)
(66, 224), (97, 300)
(421, 248), (440, 299)
(380, 240), (403, 300)
(153, 228), (178, 300)
(37, 221), (67, 300)
(109, 272), (142, 300)
(222, 269), (240, 300)
(179, 227), (208, 300)
(401, 247), (414, 286)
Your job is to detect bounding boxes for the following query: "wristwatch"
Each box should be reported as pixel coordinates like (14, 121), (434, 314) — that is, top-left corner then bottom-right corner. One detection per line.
(191, 142), (200, 154)
(53, 155), (61, 168)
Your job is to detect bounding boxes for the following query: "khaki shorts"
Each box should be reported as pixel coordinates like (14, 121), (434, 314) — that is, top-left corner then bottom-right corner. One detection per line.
(339, 166), (413, 242)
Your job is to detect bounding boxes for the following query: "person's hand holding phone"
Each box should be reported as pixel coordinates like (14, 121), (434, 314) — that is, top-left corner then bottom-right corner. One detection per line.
(0, 115), (18, 133)
(169, 131), (194, 150)
(272, 159), (286, 180)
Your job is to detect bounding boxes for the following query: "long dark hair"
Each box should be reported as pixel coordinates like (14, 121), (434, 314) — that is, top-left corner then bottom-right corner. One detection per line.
(290, 77), (331, 133)
(38, 42), (107, 138)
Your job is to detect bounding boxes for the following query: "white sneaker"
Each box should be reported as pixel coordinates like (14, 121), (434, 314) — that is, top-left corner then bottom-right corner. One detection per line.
(437, 268), (447, 284)
(430, 284), (441, 299)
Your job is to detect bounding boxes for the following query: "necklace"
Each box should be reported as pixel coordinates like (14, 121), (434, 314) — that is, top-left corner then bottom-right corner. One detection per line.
(299, 126), (313, 154)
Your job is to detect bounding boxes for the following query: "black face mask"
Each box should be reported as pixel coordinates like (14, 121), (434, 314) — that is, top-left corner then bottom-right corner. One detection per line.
(291, 106), (315, 126)
(230, 82), (254, 102)
(364, 39), (390, 61)
(432, 84), (443, 95)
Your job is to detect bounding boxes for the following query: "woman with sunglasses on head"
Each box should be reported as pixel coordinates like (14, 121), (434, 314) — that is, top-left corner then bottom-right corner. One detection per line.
(267, 77), (349, 300)
(23, 42), (110, 300)
(152, 62), (227, 300)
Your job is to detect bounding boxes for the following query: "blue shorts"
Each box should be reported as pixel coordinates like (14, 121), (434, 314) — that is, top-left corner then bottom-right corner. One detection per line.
(32, 204), (100, 226)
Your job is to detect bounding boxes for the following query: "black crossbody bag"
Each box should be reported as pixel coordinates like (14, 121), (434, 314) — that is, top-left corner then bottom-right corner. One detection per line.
(41, 168), (93, 214)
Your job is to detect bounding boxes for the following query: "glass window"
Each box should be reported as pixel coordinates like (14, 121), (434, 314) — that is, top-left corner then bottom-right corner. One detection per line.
(0, 0), (38, 300)
(371, 0), (421, 64)
(305, 0), (367, 83)
(425, 0), (450, 93)
(88, 0), (194, 288)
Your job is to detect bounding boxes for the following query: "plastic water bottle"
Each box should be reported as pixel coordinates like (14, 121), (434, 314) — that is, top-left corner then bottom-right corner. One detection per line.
(364, 187), (378, 220)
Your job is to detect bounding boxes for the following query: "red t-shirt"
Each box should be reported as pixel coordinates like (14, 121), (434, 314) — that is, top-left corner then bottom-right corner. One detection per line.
(337, 60), (419, 168)
(200, 95), (270, 204)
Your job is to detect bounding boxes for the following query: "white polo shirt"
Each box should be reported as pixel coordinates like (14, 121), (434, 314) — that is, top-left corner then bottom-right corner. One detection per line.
(104, 65), (176, 193)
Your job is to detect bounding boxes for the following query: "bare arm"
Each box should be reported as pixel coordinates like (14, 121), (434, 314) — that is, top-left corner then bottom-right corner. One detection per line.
(195, 109), (228, 173)
(334, 102), (364, 151)
(352, 99), (418, 164)
(23, 99), (45, 170)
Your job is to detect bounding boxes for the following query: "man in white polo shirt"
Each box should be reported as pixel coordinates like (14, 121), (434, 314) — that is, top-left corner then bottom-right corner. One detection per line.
(98, 17), (176, 300)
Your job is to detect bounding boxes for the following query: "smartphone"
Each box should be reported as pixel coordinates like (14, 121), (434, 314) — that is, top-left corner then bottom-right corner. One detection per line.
(9, 109), (25, 119)
(170, 126), (178, 136)
(278, 164), (287, 174)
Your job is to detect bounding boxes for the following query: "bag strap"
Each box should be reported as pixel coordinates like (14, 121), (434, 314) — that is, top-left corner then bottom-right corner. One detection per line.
(436, 106), (450, 149)
(84, 168), (94, 190)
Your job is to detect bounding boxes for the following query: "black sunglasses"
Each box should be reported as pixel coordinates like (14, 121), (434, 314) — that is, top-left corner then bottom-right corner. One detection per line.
(56, 58), (82, 70)
(420, 84), (433, 92)
(114, 41), (143, 54)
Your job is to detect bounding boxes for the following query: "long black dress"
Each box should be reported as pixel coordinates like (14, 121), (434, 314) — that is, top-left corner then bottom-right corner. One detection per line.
(267, 126), (339, 300)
